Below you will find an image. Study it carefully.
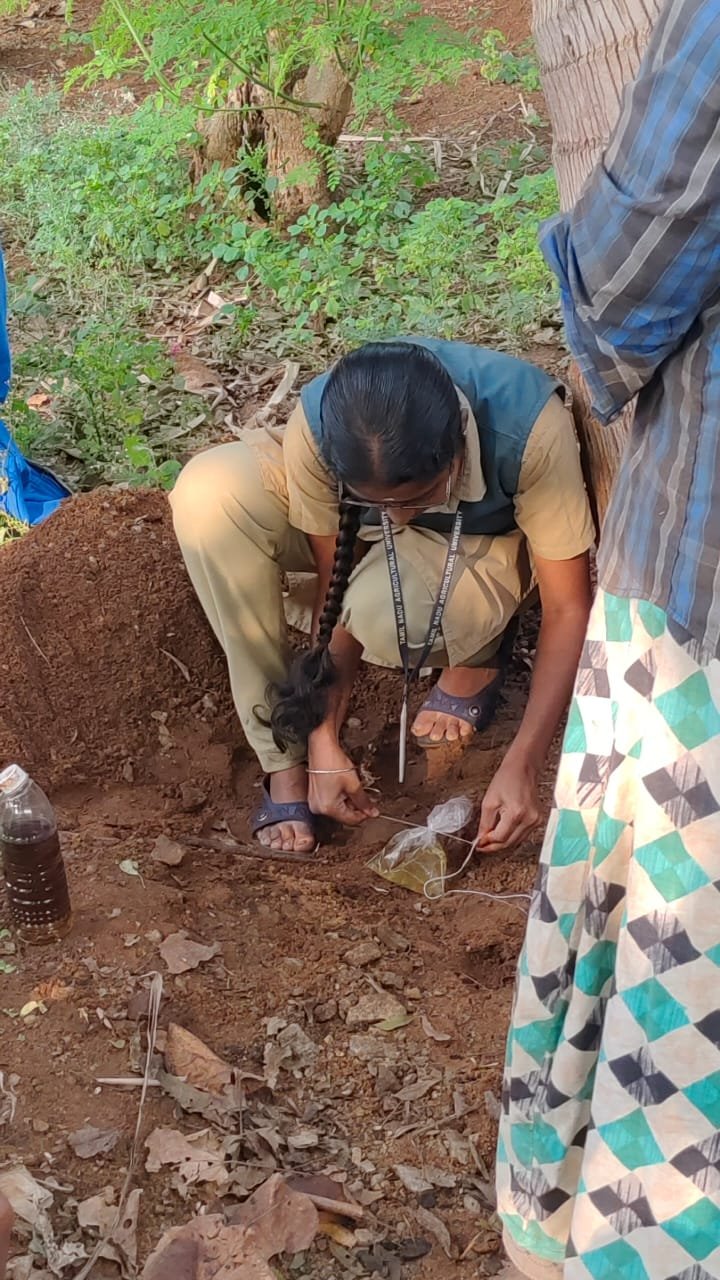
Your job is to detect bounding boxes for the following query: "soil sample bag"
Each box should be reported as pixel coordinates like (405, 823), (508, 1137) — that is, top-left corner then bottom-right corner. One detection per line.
(368, 796), (476, 898)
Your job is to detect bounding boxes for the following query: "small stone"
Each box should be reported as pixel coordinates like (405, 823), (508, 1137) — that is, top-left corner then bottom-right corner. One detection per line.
(32, 1119), (49, 1133)
(405, 987), (422, 1001)
(314, 998), (338, 1023)
(151, 835), (185, 867)
(375, 924), (410, 952)
(343, 940), (383, 967)
(348, 1034), (394, 1063)
(346, 992), (407, 1028)
(419, 1189), (437, 1209)
(179, 783), (206, 812)
(375, 1065), (401, 1096)
(377, 970), (404, 990)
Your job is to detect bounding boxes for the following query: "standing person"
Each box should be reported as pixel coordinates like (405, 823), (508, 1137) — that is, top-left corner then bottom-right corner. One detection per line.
(497, 3), (720, 1278)
(171, 338), (594, 852)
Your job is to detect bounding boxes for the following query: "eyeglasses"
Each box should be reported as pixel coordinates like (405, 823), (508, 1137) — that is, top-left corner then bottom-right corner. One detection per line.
(338, 468), (453, 514)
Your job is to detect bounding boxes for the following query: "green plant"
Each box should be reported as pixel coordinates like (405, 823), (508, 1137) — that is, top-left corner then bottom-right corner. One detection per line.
(9, 316), (197, 488)
(478, 30), (541, 92)
(0, 512), (28, 547)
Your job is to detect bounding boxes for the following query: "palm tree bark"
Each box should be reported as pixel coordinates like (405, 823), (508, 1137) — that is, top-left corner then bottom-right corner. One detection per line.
(533, 0), (662, 523)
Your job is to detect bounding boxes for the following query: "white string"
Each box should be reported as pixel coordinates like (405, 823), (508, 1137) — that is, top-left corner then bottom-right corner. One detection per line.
(373, 813), (532, 913)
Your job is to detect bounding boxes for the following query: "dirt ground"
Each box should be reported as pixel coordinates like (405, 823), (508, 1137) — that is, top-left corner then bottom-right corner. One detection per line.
(0, 2), (564, 1278)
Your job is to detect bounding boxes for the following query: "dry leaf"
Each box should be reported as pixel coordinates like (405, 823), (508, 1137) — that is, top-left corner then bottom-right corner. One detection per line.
(395, 1072), (442, 1103)
(164, 1023), (233, 1094)
(173, 354), (224, 394)
(228, 1174), (318, 1257)
(77, 1187), (141, 1276)
(32, 980), (72, 1003)
(151, 836), (185, 867)
(265, 361), (299, 409)
(68, 1125), (120, 1159)
(263, 1022), (317, 1088)
(145, 1127), (228, 1196)
(142, 1215), (274, 1280)
(157, 1070), (243, 1129)
(415, 1207), (453, 1259)
(377, 1013), (415, 1032)
(394, 1165), (433, 1195)
(0, 1167), (86, 1276)
(421, 1014), (451, 1043)
(159, 931), (219, 975)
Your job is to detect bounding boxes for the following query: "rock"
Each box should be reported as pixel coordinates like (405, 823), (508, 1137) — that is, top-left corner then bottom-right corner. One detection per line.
(377, 970), (404, 990)
(151, 835), (185, 867)
(314, 998), (338, 1023)
(346, 992), (407, 1028)
(179, 783), (206, 812)
(343, 941), (382, 967)
(375, 924), (410, 952)
(404, 987), (422, 1000)
(348, 1034), (395, 1063)
(375, 1065), (401, 1096)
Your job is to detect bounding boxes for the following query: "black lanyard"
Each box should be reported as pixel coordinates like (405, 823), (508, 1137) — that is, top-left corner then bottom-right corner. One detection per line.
(381, 508), (464, 783)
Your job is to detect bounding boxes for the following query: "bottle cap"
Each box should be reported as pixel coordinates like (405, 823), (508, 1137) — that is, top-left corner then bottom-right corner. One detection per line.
(0, 764), (29, 797)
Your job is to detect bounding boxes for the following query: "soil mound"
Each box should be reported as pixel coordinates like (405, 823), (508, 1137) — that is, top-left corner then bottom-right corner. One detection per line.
(0, 488), (237, 790)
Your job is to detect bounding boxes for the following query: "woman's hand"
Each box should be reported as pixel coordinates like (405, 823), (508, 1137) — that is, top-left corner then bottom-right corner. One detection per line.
(476, 753), (541, 853)
(308, 740), (379, 827)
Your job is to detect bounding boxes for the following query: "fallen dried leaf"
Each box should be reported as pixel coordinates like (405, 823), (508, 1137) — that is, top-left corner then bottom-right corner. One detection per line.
(157, 1070), (243, 1129)
(145, 1127), (228, 1196)
(159, 931), (219, 975)
(421, 1014), (451, 1043)
(228, 1174), (318, 1256)
(164, 1023), (233, 1094)
(142, 1215), (274, 1280)
(377, 1013), (415, 1032)
(68, 1126), (120, 1159)
(395, 1165), (433, 1195)
(263, 1022), (316, 1087)
(396, 1071), (442, 1102)
(150, 836), (185, 868)
(415, 1207), (453, 1259)
(77, 1187), (141, 1276)
(32, 980), (72, 1003)
(173, 353), (224, 394)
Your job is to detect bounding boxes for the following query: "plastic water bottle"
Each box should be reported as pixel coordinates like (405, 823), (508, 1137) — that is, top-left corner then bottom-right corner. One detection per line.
(0, 764), (72, 944)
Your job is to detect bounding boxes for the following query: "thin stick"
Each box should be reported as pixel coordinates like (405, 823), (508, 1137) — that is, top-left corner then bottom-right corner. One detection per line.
(179, 835), (316, 863)
(75, 973), (163, 1280)
(19, 614), (51, 668)
(304, 1193), (364, 1223)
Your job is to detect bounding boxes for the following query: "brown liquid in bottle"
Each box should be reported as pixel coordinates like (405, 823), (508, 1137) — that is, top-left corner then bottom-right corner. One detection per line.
(1, 821), (72, 943)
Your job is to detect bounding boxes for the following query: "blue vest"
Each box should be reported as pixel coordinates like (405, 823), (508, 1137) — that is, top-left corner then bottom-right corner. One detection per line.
(300, 338), (561, 535)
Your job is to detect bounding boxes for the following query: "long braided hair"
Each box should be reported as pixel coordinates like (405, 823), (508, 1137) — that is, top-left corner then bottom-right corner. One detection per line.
(270, 341), (463, 750)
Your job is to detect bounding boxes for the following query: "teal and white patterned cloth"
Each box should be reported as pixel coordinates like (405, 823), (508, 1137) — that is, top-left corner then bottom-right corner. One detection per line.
(498, 590), (720, 1280)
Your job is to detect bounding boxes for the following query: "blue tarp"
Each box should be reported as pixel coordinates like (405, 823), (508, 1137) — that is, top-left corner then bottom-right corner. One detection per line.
(0, 248), (69, 526)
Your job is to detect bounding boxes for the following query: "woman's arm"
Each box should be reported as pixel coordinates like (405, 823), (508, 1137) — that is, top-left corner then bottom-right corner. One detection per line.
(306, 532), (377, 826)
(477, 552), (592, 852)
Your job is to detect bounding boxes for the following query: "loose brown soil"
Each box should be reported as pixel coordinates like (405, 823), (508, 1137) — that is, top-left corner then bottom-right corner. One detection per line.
(0, 1), (560, 1276)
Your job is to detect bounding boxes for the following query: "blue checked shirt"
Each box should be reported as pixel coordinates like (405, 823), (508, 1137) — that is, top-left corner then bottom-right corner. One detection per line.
(541, 0), (720, 656)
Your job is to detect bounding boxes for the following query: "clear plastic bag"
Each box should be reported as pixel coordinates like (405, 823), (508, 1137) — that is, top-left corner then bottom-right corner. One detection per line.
(368, 796), (476, 898)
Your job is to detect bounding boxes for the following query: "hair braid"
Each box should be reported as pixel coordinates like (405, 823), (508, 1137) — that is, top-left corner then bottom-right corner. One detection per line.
(270, 502), (361, 750)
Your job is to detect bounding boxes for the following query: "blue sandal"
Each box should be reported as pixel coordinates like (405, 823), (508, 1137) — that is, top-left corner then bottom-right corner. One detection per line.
(251, 778), (317, 843)
(414, 620), (518, 749)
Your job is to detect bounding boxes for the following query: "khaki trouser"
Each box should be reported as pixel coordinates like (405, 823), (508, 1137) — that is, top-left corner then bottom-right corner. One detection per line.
(170, 435), (533, 773)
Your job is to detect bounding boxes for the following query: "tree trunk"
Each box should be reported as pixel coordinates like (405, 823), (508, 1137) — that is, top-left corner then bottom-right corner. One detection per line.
(261, 58), (353, 226)
(532, 0), (662, 523)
